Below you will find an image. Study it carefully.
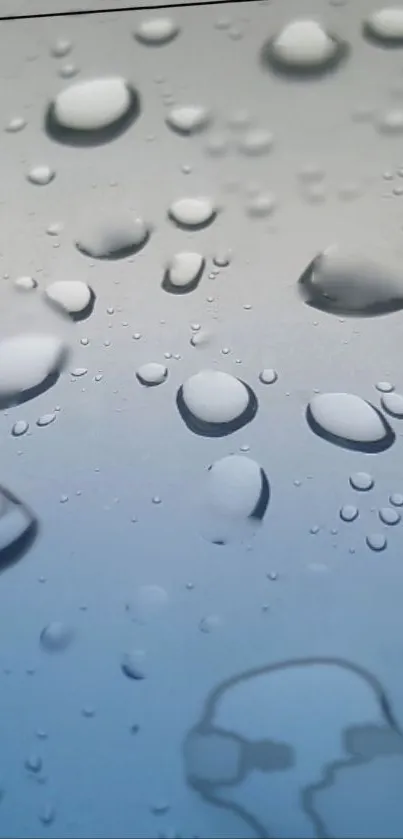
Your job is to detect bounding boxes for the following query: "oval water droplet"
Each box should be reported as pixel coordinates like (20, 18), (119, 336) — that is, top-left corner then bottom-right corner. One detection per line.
(121, 650), (146, 680)
(0, 334), (68, 407)
(126, 585), (168, 624)
(246, 192), (277, 218)
(366, 532), (387, 552)
(349, 471), (374, 491)
(36, 413), (56, 428)
(45, 280), (95, 321)
(59, 63), (78, 79)
(76, 213), (150, 260)
(51, 38), (72, 57)
(363, 8), (403, 45)
(238, 129), (274, 156)
(381, 391), (403, 417)
(259, 368), (278, 384)
(375, 381), (394, 393)
(70, 367), (87, 378)
(177, 370), (258, 437)
(162, 252), (204, 294)
(27, 165), (55, 186)
(136, 363), (168, 387)
(168, 197), (217, 230)
(307, 393), (395, 452)
(340, 504), (359, 522)
(261, 19), (348, 76)
(46, 77), (140, 147)
(5, 117), (26, 133)
(39, 803), (56, 826)
(12, 420), (28, 437)
(40, 621), (74, 653)
(25, 754), (42, 774)
(166, 105), (210, 135)
(390, 492), (403, 506)
(379, 506), (401, 525)
(134, 17), (179, 45)
(298, 246), (403, 316)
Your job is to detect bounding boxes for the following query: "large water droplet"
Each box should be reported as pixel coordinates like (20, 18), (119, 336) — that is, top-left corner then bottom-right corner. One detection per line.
(136, 363), (168, 387)
(0, 485), (38, 572)
(177, 370), (258, 437)
(381, 391), (403, 417)
(298, 246), (403, 316)
(307, 393), (395, 452)
(40, 621), (74, 653)
(168, 198), (217, 230)
(166, 105), (210, 135)
(44, 280), (95, 321)
(261, 19), (348, 77)
(0, 334), (68, 407)
(76, 213), (150, 260)
(363, 8), (403, 45)
(162, 252), (204, 294)
(134, 17), (179, 46)
(121, 650), (146, 680)
(202, 454), (269, 545)
(27, 165), (55, 186)
(45, 77), (140, 147)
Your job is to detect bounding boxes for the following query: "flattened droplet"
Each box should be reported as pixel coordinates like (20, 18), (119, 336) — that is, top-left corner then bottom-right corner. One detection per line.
(135, 17), (179, 45)
(381, 392), (403, 417)
(136, 363), (168, 386)
(46, 77), (140, 147)
(0, 485), (38, 572)
(45, 280), (95, 321)
(162, 252), (204, 294)
(178, 370), (258, 437)
(40, 622), (74, 653)
(76, 214), (150, 260)
(261, 19), (348, 77)
(0, 334), (68, 407)
(298, 246), (403, 317)
(27, 165), (55, 186)
(36, 413), (56, 428)
(363, 8), (403, 45)
(307, 393), (395, 452)
(5, 117), (26, 133)
(168, 198), (217, 230)
(166, 105), (211, 135)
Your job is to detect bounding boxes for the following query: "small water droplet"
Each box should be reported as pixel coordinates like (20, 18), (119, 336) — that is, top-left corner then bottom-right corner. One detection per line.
(340, 504), (359, 522)
(238, 129), (274, 156)
(121, 650), (146, 680)
(199, 615), (221, 633)
(381, 392), (403, 417)
(14, 275), (37, 292)
(366, 533), (387, 552)
(134, 17), (179, 45)
(36, 413), (56, 428)
(39, 803), (55, 826)
(259, 368), (278, 385)
(376, 381), (394, 393)
(349, 471), (374, 491)
(166, 105), (210, 135)
(379, 506), (401, 525)
(5, 116), (26, 133)
(12, 420), (29, 437)
(136, 363), (168, 386)
(169, 197), (217, 229)
(27, 165), (55, 186)
(25, 754), (42, 774)
(213, 250), (232, 267)
(40, 622), (74, 653)
(390, 492), (403, 507)
(51, 38), (72, 57)
(59, 63), (78, 79)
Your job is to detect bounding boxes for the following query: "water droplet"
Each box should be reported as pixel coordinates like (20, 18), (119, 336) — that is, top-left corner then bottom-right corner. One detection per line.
(51, 38), (72, 57)
(76, 213), (149, 260)
(46, 77), (140, 147)
(246, 192), (277, 218)
(168, 197), (217, 230)
(215, 17), (231, 30)
(163, 252), (204, 294)
(376, 381), (394, 393)
(82, 706), (96, 718)
(25, 754), (42, 774)
(14, 275), (37, 292)
(5, 117), (26, 133)
(298, 246), (403, 316)
(12, 420), (29, 437)
(190, 330), (211, 348)
(298, 164), (325, 183)
(213, 250), (232, 268)
(205, 133), (230, 156)
(126, 585), (168, 624)
(45, 280), (94, 321)
(381, 391), (403, 417)
(377, 109), (403, 134)
(71, 367), (87, 378)
(307, 393), (394, 452)
(152, 496), (162, 505)
(39, 803), (55, 826)
(166, 105), (210, 135)
(136, 363), (168, 387)
(263, 19), (347, 75)
(27, 165), (55, 186)
(310, 525), (320, 535)
(238, 129), (274, 156)
(36, 413), (56, 428)
(40, 622), (74, 653)
(379, 506), (401, 525)
(121, 650), (146, 680)
(178, 370), (257, 437)
(390, 492), (403, 506)
(0, 333), (68, 405)
(134, 17), (179, 45)
(199, 615), (221, 633)
(340, 504), (359, 522)
(363, 8), (403, 44)
(59, 63), (78, 79)
(259, 368), (278, 384)
(202, 454), (269, 544)
(366, 532), (387, 552)
(350, 471), (374, 491)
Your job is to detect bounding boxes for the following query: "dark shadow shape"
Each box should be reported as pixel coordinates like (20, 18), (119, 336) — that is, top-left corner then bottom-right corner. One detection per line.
(0, 485), (39, 574)
(161, 260), (205, 295)
(136, 370), (168, 387)
(75, 230), (150, 261)
(134, 30), (179, 47)
(297, 255), (403, 318)
(362, 22), (403, 49)
(168, 210), (217, 232)
(306, 402), (395, 453)
(45, 286), (96, 323)
(250, 469), (270, 521)
(176, 381), (258, 438)
(260, 35), (350, 81)
(0, 343), (68, 411)
(44, 84), (141, 148)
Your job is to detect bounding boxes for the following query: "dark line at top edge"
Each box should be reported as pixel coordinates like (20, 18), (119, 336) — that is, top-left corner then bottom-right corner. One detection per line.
(0, 0), (257, 23)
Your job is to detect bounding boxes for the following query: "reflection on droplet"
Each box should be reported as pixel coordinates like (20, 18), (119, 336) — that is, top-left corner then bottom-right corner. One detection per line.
(261, 19), (348, 76)
(366, 533), (387, 552)
(14, 276), (37, 292)
(381, 392), (403, 417)
(36, 413), (56, 428)
(12, 420), (28, 437)
(46, 77), (140, 147)
(5, 117), (26, 133)
(27, 165), (55, 186)
(40, 621), (74, 653)
(379, 506), (400, 525)
(136, 363), (168, 386)
(76, 214), (150, 260)
(134, 17), (179, 45)
(162, 252), (204, 294)
(45, 280), (95, 321)
(178, 370), (258, 437)
(51, 38), (72, 57)
(350, 471), (374, 491)
(121, 650), (146, 680)
(340, 504), (359, 522)
(0, 334), (68, 407)
(363, 8), (403, 45)
(168, 197), (217, 230)
(166, 105), (211, 135)
(307, 393), (394, 452)
(238, 129), (274, 156)
(259, 369), (278, 384)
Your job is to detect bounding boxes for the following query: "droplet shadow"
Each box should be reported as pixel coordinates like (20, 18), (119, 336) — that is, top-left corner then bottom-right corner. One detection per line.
(306, 403), (396, 453)
(45, 84), (141, 148)
(161, 260), (205, 295)
(259, 35), (349, 80)
(176, 381), (258, 437)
